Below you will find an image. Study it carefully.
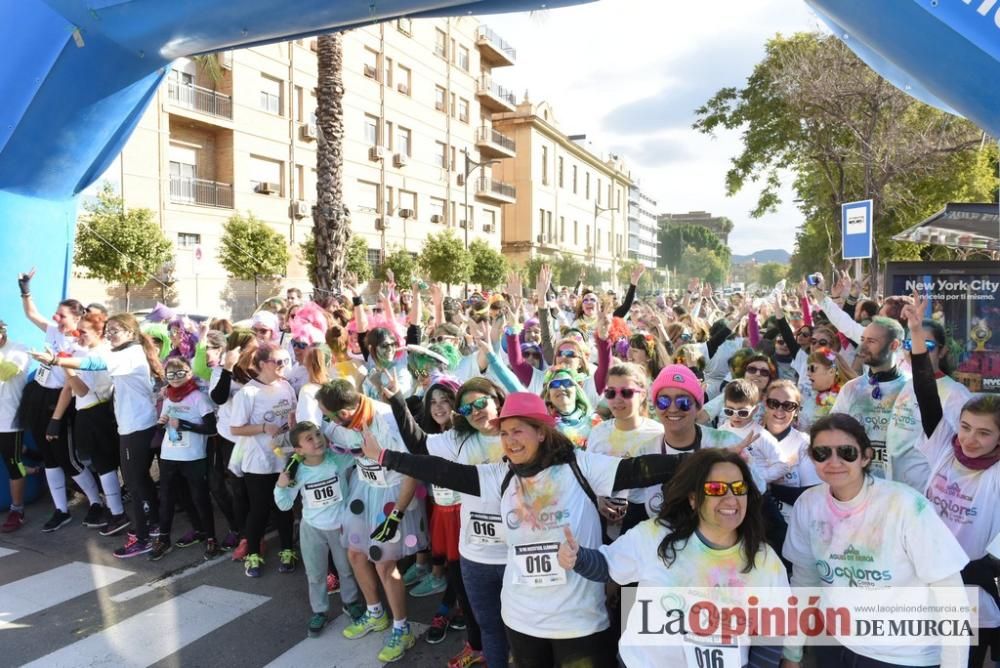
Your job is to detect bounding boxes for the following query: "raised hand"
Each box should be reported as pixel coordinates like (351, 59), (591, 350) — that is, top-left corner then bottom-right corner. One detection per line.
(360, 427), (382, 461)
(595, 299), (611, 340)
(536, 264), (552, 302)
(630, 263), (645, 286)
(17, 267), (35, 297)
(381, 367), (400, 400)
(223, 346), (241, 372)
(729, 431), (759, 456)
(557, 525), (579, 570)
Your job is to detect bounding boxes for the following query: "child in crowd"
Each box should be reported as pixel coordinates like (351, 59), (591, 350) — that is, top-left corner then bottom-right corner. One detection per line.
(718, 379), (787, 489)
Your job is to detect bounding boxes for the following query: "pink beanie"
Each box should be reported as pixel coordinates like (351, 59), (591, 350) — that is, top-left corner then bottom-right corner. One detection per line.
(499, 392), (556, 427)
(650, 364), (705, 408)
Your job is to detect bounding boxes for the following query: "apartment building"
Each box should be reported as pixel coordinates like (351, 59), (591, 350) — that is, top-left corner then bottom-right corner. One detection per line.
(71, 17), (518, 317)
(658, 210), (733, 246)
(628, 184), (659, 268)
(492, 101), (633, 281)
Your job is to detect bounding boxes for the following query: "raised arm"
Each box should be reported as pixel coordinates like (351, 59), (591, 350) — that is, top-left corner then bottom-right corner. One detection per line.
(365, 431), (482, 496)
(385, 378), (429, 455)
(903, 296), (942, 438)
(613, 265), (642, 318)
(18, 268), (50, 332)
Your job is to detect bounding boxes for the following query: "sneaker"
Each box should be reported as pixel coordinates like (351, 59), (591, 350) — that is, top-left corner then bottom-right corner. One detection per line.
(410, 574), (447, 598)
(326, 572), (340, 594)
(220, 531), (239, 551)
(1, 510), (24, 533)
(148, 538), (173, 561)
(342, 610), (390, 640)
(377, 624), (415, 663)
(342, 601), (366, 622)
(231, 538), (249, 561)
(175, 530), (205, 548)
(113, 533), (153, 559)
(99, 513), (130, 537)
(401, 563), (429, 587)
(244, 553), (264, 578)
(448, 612), (467, 631)
(308, 612), (327, 637)
(448, 642), (485, 668)
(203, 538), (221, 560)
(41, 509), (72, 533)
(278, 549), (298, 573)
(82, 503), (107, 528)
(425, 614), (448, 644)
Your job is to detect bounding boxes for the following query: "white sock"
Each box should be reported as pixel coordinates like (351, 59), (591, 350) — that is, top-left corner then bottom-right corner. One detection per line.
(393, 618), (408, 630)
(367, 603), (384, 617)
(99, 472), (124, 515)
(73, 469), (102, 506)
(45, 468), (68, 512)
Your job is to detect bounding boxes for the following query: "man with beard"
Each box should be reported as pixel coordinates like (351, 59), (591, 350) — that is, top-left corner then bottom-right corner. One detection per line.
(830, 316), (910, 479)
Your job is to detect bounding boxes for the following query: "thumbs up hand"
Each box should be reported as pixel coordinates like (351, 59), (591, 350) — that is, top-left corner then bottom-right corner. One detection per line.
(557, 525), (580, 570)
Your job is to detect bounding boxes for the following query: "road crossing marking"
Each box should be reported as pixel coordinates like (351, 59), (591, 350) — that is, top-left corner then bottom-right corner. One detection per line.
(265, 616), (429, 668)
(109, 551), (229, 603)
(0, 561), (133, 626)
(21, 585), (269, 668)
(0, 547), (15, 558)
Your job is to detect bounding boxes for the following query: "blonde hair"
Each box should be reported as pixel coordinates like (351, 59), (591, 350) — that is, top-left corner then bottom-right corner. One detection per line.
(765, 379), (801, 404)
(304, 346), (331, 385)
(607, 362), (650, 389)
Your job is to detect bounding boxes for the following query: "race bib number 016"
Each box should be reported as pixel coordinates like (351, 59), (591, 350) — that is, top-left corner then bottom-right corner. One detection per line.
(512, 542), (566, 587)
(467, 511), (504, 546)
(304, 477), (342, 509)
(681, 634), (743, 668)
(358, 463), (388, 487)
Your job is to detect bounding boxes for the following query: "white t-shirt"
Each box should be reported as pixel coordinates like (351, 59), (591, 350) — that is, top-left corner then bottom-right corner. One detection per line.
(920, 419), (1000, 627)
(604, 519), (789, 668)
(770, 428), (820, 523)
(830, 372), (910, 479)
(476, 450), (620, 639)
(209, 366), (243, 442)
(286, 364), (309, 395)
(783, 477), (969, 665)
(322, 401), (408, 489)
(103, 344), (158, 435)
(719, 421), (787, 486)
(586, 417), (663, 503)
(0, 341), (30, 432)
(229, 379), (297, 474)
(295, 382), (324, 426)
(647, 426), (748, 517)
(886, 374), (970, 490)
(426, 429), (506, 563)
(160, 389), (215, 461)
(34, 325), (86, 389)
(74, 344), (113, 411)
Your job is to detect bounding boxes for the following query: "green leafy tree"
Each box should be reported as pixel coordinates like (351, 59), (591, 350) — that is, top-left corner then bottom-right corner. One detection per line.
(551, 253), (587, 289)
(582, 265), (610, 287)
(468, 239), (508, 290)
(345, 235), (373, 284)
(218, 212), (290, 306)
(756, 262), (788, 288)
(518, 256), (547, 288)
(419, 229), (471, 289)
(680, 246), (728, 286)
(380, 247), (418, 285)
(74, 182), (173, 311)
(616, 260), (655, 293)
(658, 223), (729, 271)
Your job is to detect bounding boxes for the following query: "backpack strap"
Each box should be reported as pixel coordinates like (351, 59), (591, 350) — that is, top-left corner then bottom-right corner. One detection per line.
(500, 467), (516, 498)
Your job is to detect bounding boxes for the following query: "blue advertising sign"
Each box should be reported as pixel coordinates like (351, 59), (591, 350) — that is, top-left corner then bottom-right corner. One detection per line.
(842, 199), (873, 260)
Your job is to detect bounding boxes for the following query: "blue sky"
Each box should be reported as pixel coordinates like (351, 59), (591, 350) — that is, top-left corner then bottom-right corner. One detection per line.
(486, 0), (824, 254)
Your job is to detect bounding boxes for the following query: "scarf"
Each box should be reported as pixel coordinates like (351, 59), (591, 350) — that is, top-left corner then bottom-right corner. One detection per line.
(164, 378), (199, 403)
(347, 395), (375, 431)
(951, 434), (1000, 471)
(554, 407), (592, 449)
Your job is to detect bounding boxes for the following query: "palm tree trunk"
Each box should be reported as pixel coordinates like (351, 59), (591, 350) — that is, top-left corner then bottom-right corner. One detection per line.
(314, 32), (349, 294)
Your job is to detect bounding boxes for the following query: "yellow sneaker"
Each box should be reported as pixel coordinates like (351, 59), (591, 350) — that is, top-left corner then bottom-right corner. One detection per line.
(342, 610), (390, 639)
(377, 624), (415, 663)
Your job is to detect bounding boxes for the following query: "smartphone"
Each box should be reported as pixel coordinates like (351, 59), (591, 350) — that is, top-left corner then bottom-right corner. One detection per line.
(807, 274), (820, 287)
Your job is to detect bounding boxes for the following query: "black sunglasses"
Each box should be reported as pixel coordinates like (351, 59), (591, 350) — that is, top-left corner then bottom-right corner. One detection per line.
(603, 387), (640, 400)
(810, 445), (860, 463)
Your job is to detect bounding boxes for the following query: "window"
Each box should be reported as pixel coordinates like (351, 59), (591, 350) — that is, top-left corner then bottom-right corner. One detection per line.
(573, 220), (578, 245)
(458, 204), (472, 228)
(547, 211), (553, 241)
(597, 178), (602, 205)
(435, 141), (448, 168)
(538, 208), (545, 239)
(357, 180), (380, 212)
(450, 146), (457, 171)
(367, 248), (384, 271)
(560, 216), (565, 242)
(259, 75), (283, 115)
(430, 197), (446, 221)
(435, 29), (447, 58)
(397, 65), (411, 95)
(558, 157), (564, 188)
(364, 114), (380, 147)
(450, 92), (456, 117)
(385, 186), (394, 214)
(177, 232), (201, 248)
(434, 86), (447, 112)
(608, 183), (613, 207)
(384, 57), (393, 88)
(572, 165), (578, 194)
(397, 126), (412, 156)
(608, 231), (612, 252)
(363, 47), (379, 80)
(249, 155), (283, 194)
(451, 39), (457, 63)
(458, 45), (470, 71)
(399, 190), (417, 218)
(296, 164), (305, 200)
(586, 224), (591, 248)
(294, 86), (304, 122)
(458, 98), (469, 123)
(541, 146), (549, 185)
(585, 172), (590, 200)
(397, 17), (412, 35)
(483, 209), (496, 232)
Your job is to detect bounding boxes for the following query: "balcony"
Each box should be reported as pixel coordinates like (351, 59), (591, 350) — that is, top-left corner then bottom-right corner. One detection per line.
(169, 176), (233, 208)
(476, 76), (517, 113)
(475, 126), (516, 159)
(476, 26), (516, 67)
(167, 81), (233, 120)
(475, 176), (516, 204)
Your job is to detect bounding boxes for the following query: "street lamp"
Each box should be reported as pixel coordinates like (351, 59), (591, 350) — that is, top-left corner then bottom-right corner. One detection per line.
(594, 202), (615, 287)
(462, 148), (500, 297)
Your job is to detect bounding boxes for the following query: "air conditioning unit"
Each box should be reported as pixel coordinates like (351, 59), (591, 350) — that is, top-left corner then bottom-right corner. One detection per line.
(292, 200), (310, 218)
(255, 182), (279, 195)
(397, 83), (409, 95)
(299, 123), (317, 141)
(435, 101), (447, 112)
(376, 216), (392, 231)
(393, 153), (408, 168)
(430, 214), (442, 224)
(368, 146), (385, 162)
(363, 65), (378, 79)
(536, 234), (544, 243)
(398, 208), (415, 219)
(310, 39), (318, 52)
(483, 224), (494, 233)
(456, 174), (465, 186)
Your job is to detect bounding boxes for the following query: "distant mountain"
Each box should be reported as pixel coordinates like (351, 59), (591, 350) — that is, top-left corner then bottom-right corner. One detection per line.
(730, 249), (791, 265)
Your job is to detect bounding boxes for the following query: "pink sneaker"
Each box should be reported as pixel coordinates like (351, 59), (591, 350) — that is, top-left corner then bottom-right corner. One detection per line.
(1, 509), (24, 533)
(231, 538), (249, 561)
(448, 642), (485, 668)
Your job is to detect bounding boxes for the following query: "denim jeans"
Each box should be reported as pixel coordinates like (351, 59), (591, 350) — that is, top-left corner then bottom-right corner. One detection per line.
(460, 557), (507, 667)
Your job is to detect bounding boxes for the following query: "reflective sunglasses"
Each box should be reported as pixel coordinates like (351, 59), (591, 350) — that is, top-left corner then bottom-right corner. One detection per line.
(723, 406), (757, 419)
(810, 445), (860, 463)
(165, 370), (190, 381)
(902, 339), (937, 352)
(654, 395), (694, 412)
(603, 387), (641, 400)
(744, 366), (771, 377)
(457, 396), (491, 416)
(765, 398), (800, 412)
(547, 378), (575, 391)
(703, 480), (749, 497)
(557, 349), (578, 359)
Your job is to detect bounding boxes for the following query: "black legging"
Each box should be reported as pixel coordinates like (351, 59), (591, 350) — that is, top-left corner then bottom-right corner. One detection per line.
(243, 472), (293, 557)
(20, 382), (80, 477)
(74, 402), (118, 475)
(158, 458), (215, 540)
(207, 436), (245, 534)
(0, 431), (24, 480)
(120, 426), (158, 540)
(505, 626), (618, 668)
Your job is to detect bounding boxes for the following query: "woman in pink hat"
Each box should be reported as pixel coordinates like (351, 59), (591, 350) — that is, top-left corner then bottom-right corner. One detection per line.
(360, 391), (684, 668)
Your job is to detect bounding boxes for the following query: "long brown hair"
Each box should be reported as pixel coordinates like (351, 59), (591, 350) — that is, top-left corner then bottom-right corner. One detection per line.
(453, 377), (506, 437)
(108, 313), (164, 381)
(226, 329), (258, 384)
